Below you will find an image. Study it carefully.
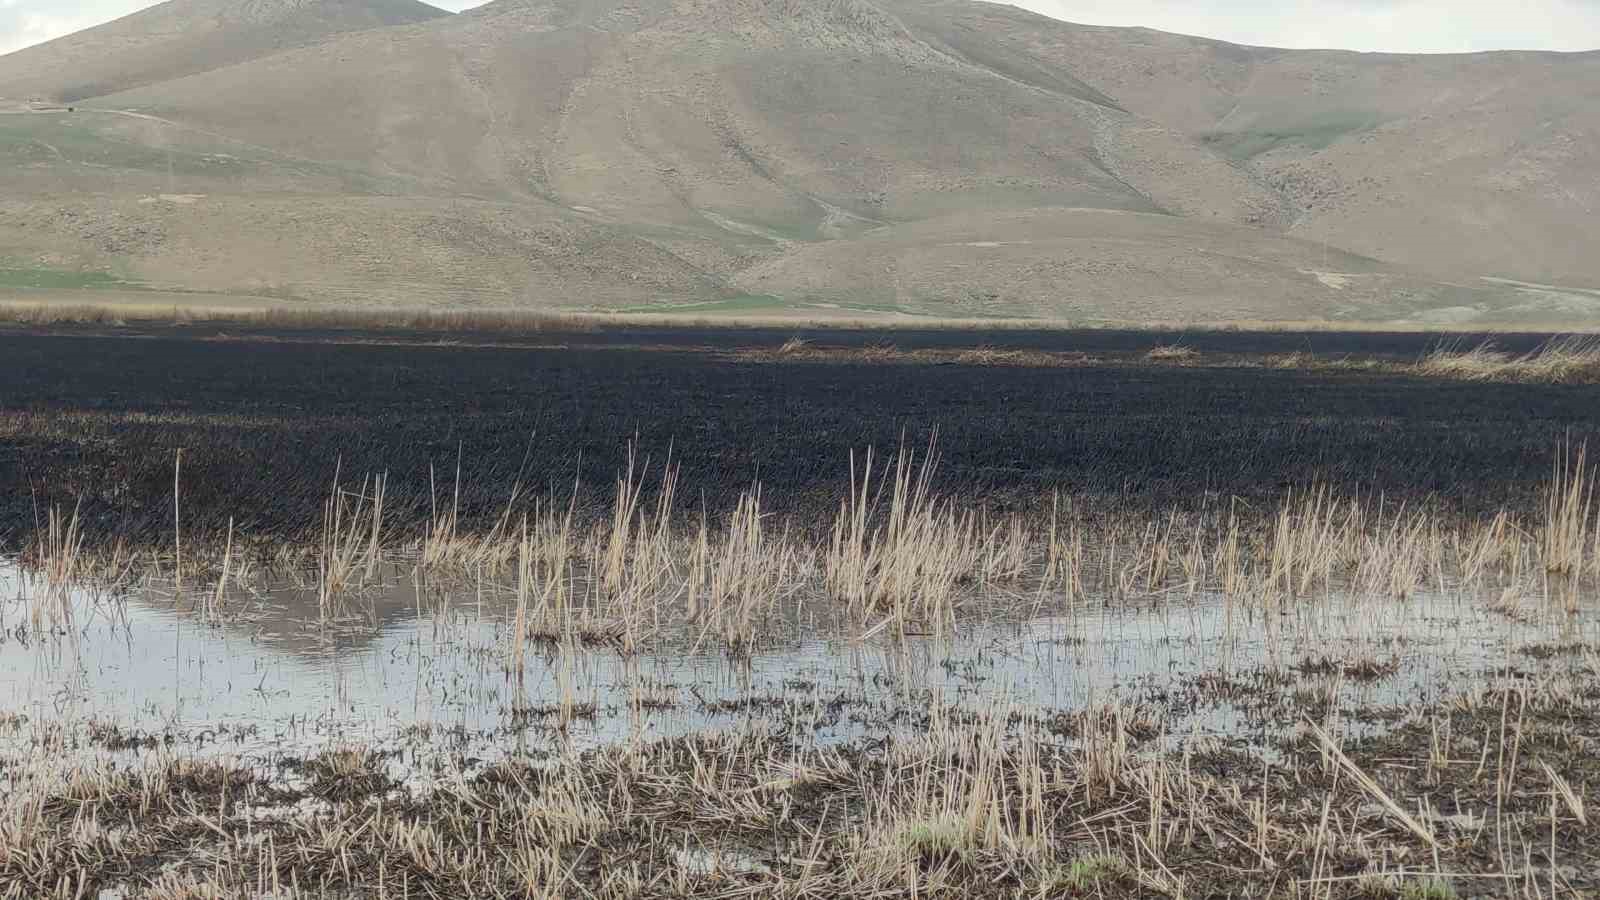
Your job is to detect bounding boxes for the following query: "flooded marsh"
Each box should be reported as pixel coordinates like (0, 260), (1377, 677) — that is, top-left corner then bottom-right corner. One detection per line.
(3, 462), (1599, 898)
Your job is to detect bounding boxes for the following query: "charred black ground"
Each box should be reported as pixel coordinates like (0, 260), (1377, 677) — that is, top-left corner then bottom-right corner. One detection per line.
(2, 323), (1595, 552)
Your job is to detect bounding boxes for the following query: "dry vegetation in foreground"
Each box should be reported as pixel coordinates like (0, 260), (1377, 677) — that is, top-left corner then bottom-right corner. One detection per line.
(8, 439), (1600, 652)
(4, 670), (1598, 899)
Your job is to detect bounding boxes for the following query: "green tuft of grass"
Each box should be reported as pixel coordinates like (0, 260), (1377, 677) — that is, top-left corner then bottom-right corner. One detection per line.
(1039, 854), (1128, 891)
(1398, 877), (1457, 900)
(897, 815), (971, 856)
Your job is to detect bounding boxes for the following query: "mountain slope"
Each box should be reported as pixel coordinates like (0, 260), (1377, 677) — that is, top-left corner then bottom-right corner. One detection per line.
(885, 0), (1600, 289)
(0, 0), (448, 103)
(0, 0), (1594, 323)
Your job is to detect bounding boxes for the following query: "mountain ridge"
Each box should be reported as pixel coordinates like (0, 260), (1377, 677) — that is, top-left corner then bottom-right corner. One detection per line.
(0, 0), (1594, 323)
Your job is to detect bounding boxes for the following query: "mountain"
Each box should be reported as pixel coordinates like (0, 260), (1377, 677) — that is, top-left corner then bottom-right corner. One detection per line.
(0, 0), (1595, 324)
(891, 0), (1600, 301)
(0, 0), (448, 103)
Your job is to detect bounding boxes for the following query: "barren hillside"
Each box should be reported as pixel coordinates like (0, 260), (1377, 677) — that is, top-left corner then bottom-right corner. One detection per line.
(0, 0), (1593, 323)
(891, 0), (1600, 297)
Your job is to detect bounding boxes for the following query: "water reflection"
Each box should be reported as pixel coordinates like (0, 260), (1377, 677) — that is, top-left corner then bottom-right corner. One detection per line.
(0, 561), (1593, 768)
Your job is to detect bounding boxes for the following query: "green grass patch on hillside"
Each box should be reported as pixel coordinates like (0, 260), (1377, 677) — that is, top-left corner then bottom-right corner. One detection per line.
(0, 117), (250, 177)
(621, 295), (792, 314)
(0, 113), (403, 193)
(0, 267), (133, 290)
(619, 295), (936, 317)
(1200, 111), (1383, 159)
(758, 219), (828, 243)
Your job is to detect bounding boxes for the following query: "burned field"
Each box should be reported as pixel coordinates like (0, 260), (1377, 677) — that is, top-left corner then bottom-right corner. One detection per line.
(0, 323), (1595, 548)
(2, 323), (1599, 899)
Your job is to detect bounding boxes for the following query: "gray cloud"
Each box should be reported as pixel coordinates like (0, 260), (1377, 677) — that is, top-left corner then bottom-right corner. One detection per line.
(1, 0), (1597, 56)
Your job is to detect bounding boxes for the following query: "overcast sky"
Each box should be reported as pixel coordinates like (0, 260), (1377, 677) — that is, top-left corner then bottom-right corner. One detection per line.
(2, 0), (1598, 56)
